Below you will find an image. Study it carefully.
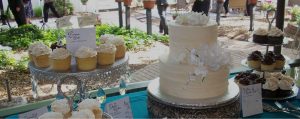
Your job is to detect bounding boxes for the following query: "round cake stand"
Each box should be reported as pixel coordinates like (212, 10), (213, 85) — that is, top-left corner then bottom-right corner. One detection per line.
(28, 54), (129, 100)
(147, 78), (240, 118)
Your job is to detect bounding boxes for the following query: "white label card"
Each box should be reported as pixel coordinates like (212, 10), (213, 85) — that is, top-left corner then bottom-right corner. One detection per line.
(19, 106), (48, 119)
(240, 84), (263, 117)
(66, 28), (97, 55)
(105, 96), (133, 119)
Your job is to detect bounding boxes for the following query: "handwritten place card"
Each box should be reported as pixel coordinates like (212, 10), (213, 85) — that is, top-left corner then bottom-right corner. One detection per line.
(240, 84), (263, 117)
(105, 96), (133, 118)
(19, 106), (48, 119)
(66, 28), (97, 55)
(56, 16), (72, 28)
(78, 14), (98, 27)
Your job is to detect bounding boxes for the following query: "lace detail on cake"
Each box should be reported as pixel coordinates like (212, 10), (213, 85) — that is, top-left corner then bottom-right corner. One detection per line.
(175, 12), (209, 26)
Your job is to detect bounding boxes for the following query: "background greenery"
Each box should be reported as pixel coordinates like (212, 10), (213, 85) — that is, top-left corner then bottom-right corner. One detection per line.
(54, 0), (74, 15)
(0, 24), (169, 72)
(33, 7), (43, 18)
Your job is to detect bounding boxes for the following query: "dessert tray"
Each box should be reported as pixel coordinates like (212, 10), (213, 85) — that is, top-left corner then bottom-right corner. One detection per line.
(241, 58), (291, 72)
(262, 86), (299, 101)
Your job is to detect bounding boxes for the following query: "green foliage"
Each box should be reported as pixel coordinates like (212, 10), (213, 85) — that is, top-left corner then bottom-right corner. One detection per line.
(262, 2), (276, 11)
(297, 15), (300, 25)
(33, 7), (43, 18)
(0, 50), (16, 70)
(41, 29), (65, 46)
(0, 50), (29, 72)
(290, 5), (300, 15)
(0, 25), (43, 50)
(96, 24), (169, 50)
(54, 0), (74, 15)
(4, 9), (13, 19)
(81, 0), (89, 5)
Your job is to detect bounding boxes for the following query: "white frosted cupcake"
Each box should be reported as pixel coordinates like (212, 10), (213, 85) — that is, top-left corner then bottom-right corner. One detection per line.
(107, 36), (126, 59)
(31, 43), (52, 68)
(97, 44), (116, 66)
(51, 99), (71, 118)
(99, 34), (115, 43)
(38, 112), (64, 119)
(69, 109), (95, 119)
(75, 47), (97, 71)
(78, 99), (102, 119)
(28, 41), (44, 62)
(49, 48), (71, 72)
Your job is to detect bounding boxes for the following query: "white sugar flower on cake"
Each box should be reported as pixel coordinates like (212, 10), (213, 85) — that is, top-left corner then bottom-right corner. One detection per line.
(175, 12), (209, 26)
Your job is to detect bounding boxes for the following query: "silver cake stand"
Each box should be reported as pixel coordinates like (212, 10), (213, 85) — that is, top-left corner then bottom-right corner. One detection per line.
(28, 54), (129, 100)
(147, 78), (241, 118)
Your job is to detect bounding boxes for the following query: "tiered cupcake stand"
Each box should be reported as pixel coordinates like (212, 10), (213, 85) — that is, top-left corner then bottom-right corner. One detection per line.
(147, 78), (240, 118)
(241, 32), (300, 100)
(28, 54), (129, 101)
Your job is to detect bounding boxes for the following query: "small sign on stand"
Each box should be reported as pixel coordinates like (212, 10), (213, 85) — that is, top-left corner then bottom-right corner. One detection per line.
(240, 84), (263, 117)
(105, 96), (133, 118)
(66, 28), (97, 55)
(19, 106), (48, 119)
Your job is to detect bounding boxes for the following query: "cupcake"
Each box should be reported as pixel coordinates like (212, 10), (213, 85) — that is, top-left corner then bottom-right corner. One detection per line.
(69, 109), (95, 119)
(97, 44), (116, 66)
(266, 51), (275, 57)
(51, 99), (72, 119)
(49, 48), (71, 72)
(78, 99), (102, 119)
(268, 27), (284, 45)
(261, 54), (275, 71)
(28, 41), (44, 62)
(262, 77), (279, 98)
(274, 54), (285, 69)
(31, 43), (52, 68)
(107, 36), (126, 59)
(38, 112), (64, 119)
(278, 75), (295, 97)
(253, 28), (268, 44)
(247, 51), (262, 69)
(75, 47), (97, 71)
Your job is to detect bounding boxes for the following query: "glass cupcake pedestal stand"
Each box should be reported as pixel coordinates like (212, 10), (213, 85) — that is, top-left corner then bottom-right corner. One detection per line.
(28, 54), (129, 102)
(241, 42), (299, 100)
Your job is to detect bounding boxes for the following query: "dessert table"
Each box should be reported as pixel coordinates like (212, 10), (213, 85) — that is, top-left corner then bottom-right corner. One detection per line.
(3, 71), (300, 118)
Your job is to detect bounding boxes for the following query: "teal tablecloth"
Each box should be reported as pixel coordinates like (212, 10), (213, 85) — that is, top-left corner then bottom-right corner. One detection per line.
(5, 74), (300, 118)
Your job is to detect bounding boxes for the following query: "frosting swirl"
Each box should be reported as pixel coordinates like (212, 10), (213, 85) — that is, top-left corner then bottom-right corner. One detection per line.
(38, 112), (64, 119)
(268, 27), (284, 37)
(275, 54), (285, 61)
(262, 54), (275, 65)
(28, 41), (44, 53)
(78, 99), (101, 110)
(100, 34), (115, 43)
(247, 53), (261, 60)
(254, 28), (268, 36)
(75, 47), (97, 58)
(69, 110), (95, 119)
(51, 99), (71, 115)
(263, 77), (279, 91)
(106, 36), (125, 46)
(31, 43), (51, 56)
(49, 48), (71, 59)
(97, 44), (117, 54)
(175, 12), (209, 26)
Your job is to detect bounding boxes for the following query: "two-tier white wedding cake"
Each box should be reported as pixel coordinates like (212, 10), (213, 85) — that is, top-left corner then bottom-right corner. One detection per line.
(159, 12), (231, 100)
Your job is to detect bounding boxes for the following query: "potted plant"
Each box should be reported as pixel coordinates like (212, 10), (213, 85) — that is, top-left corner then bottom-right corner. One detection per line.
(248, 0), (257, 5)
(143, 0), (155, 9)
(172, 11), (179, 20)
(123, 0), (132, 6)
(290, 5), (300, 21)
(81, 0), (89, 5)
(217, 0), (224, 3)
(262, 2), (276, 16)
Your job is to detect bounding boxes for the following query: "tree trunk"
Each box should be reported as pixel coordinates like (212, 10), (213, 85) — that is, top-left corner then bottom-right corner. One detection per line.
(8, 0), (26, 27)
